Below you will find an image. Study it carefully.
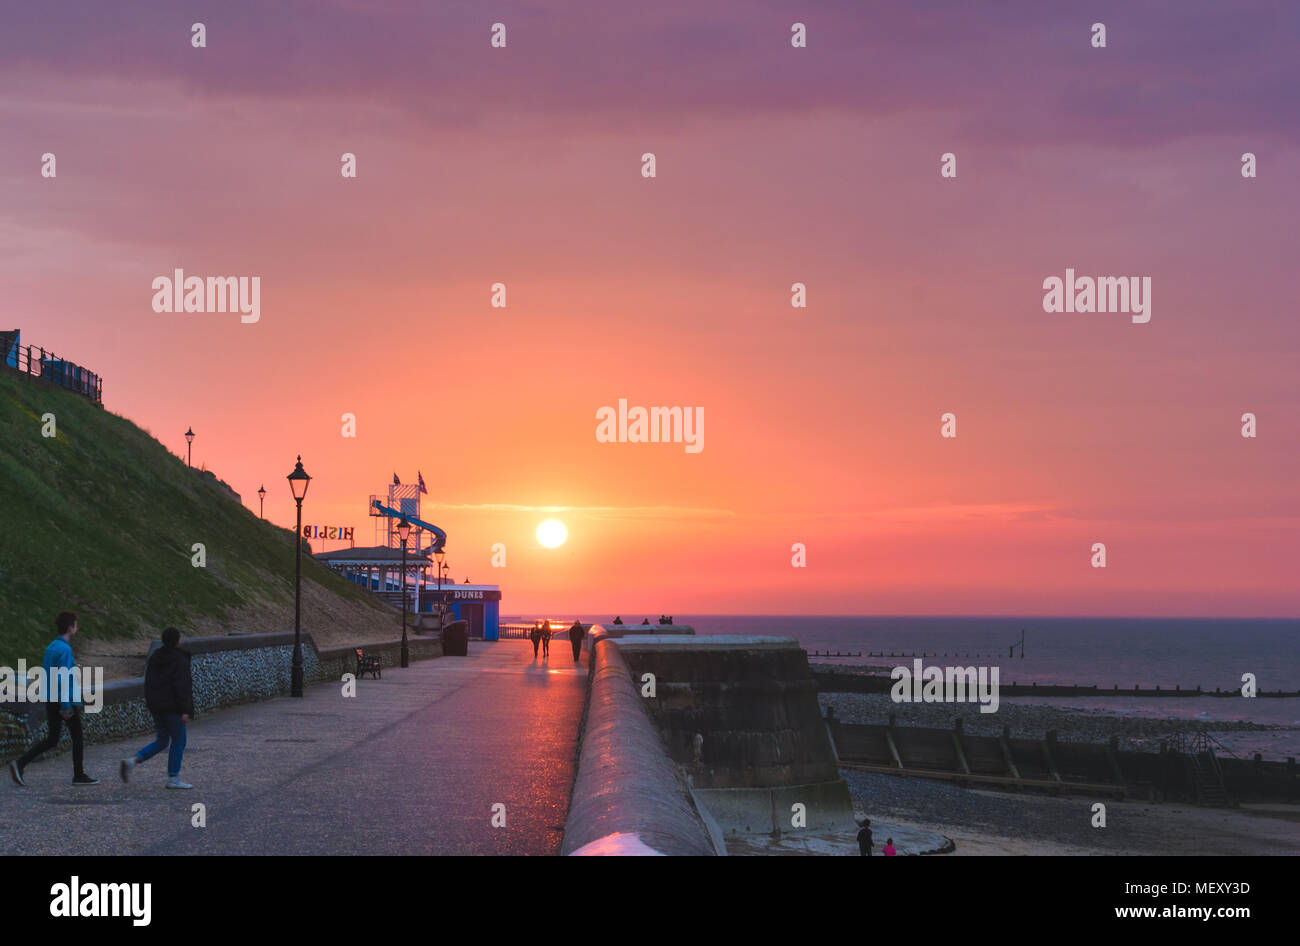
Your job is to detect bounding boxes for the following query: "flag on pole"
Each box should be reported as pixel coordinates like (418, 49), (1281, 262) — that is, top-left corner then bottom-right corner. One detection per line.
(393, 472), (400, 486)
(418, 471), (427, 495)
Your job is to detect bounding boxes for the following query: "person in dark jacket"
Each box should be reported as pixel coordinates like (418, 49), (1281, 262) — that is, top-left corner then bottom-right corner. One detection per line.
(856, 817), (874, 856)
(120, 627), (194, 789)
(529, 622), (542, 659)
(568, 620), (586, 661)
(541, 620), (552, 659)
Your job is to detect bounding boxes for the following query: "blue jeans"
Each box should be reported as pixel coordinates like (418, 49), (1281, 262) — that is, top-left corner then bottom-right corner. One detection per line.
(135, 714), (187, 776)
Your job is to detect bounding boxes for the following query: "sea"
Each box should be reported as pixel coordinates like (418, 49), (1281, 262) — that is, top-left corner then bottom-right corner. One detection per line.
(511, 614), (1300, 756)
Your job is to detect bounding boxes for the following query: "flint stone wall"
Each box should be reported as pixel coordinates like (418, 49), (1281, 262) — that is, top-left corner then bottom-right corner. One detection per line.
(1, 632), (441, 757)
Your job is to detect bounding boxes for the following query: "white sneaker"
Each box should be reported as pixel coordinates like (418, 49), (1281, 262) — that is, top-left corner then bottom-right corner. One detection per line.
(165, 777), (193, 789)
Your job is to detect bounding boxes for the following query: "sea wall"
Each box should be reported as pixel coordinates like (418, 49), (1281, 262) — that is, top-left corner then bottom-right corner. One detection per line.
(583, 623), (694, 651)
(562, 636), (720, 856)
(611, 634), (856, 836)
(1, 632), (442, 758)
(616, 636), (843, 787)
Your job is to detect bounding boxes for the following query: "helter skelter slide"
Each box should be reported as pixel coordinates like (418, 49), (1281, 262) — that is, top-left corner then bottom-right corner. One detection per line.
(369, 499), (447, 553)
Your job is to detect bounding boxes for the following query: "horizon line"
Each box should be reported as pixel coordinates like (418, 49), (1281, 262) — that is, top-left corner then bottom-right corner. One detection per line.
(500, 612), (1300, 622)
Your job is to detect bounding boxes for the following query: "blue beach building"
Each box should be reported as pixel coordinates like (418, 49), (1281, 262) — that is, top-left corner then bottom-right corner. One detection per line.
(423, 582), (501, 641)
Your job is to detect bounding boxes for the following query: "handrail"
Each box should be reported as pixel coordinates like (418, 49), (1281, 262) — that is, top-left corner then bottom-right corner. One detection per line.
(2, 337), (104, 405)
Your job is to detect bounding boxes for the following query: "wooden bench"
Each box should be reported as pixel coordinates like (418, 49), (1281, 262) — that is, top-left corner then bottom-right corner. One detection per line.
(354, 648), (382, 680)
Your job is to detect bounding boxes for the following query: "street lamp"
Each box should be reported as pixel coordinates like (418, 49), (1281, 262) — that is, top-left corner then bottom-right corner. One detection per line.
(287, 456), (311, 697)
(184, 427), (195, 467)
(257, 484), (266, 519)
(396, 516), (413, 668)
(435, 547), (447, 629)
(412, 527), (422, 617)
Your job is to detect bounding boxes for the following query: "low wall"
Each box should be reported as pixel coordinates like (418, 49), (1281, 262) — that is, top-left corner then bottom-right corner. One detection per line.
(315, 637), (443, 682)
(1, 632), (442, 759)
(561, 637), (720, 856)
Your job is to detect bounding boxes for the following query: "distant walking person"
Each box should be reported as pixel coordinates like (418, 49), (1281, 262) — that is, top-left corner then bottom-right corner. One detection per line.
(529, 622), (542, 659)
(568, 620), (586, 661)
(120, 627), (195, 789)
(883, 838), (897, 856)
(856, 818), (873, 857)
(541, 620), (552, 658)
(10, 611), (98, 786)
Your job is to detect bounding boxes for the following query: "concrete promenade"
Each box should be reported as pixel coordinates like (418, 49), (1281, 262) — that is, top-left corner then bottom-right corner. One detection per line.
(2, 640), (587, 855)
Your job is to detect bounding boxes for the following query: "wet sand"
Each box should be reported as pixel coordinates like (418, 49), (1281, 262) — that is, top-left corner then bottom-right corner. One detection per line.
(843, 769), (1300, 855)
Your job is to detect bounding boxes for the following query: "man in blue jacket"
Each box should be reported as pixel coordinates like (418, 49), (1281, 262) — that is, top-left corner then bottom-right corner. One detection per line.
(9, 611), (99, 786)
(120, 627), (195, 789)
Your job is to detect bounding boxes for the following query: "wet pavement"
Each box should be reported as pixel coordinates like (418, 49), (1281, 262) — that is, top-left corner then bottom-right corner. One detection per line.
(2, 640), (587, 855)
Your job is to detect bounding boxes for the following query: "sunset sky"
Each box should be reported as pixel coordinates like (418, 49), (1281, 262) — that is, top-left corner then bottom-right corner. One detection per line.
(3, 2), (1297, 616)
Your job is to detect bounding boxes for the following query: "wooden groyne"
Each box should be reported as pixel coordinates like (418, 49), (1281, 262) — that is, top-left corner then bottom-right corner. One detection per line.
(830, 719), (1299, 806)
(810, 650), (1002, 660)
(813, 669), (1300, 699)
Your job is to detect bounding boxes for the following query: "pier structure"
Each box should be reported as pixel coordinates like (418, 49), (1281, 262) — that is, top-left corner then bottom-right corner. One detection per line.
(315, 544), (431, 611)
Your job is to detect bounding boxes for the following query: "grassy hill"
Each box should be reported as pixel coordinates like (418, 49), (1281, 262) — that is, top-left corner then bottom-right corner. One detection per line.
(0, 366), (391, 671)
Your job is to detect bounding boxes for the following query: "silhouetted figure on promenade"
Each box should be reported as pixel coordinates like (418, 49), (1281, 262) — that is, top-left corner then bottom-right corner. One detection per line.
(612, 616), (623, 625)
(10, 611), (98, 787)
(530, 622), (542, 659)
(642, 618), (650, 625)
(121, 627), (195, 789)
(541, 620), (552, 658)
(569, 620), (585, 661)
(856, 818), (873, 857)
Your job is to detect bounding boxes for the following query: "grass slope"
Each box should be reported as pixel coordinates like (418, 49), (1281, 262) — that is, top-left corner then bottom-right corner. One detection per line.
(0, 367), (386, 667)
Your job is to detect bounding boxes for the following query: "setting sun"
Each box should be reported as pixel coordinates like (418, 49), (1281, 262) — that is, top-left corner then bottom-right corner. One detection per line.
(537, 520), (567, 549)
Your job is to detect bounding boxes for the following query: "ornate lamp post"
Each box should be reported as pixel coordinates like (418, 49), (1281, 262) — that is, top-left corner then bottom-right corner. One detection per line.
(412, 527), (422, 617)
(287, 456), (311, 697)
(184, 427), (195, 467)
(396, 516), (412, 668)
(257, 484), (266, 519)
(435, 547), (447, 629)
